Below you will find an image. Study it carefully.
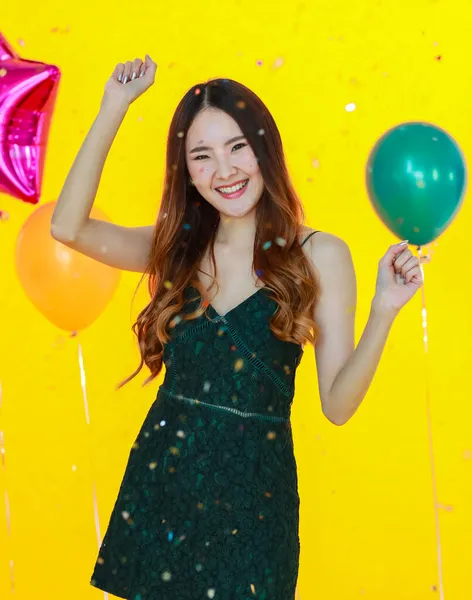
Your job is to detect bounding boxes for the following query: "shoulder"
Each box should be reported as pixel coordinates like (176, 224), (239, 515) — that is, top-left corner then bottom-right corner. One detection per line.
(300, 228), (353, 266)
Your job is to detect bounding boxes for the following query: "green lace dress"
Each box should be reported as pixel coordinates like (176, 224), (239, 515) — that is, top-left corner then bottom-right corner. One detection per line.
(90, 232), (318, 600)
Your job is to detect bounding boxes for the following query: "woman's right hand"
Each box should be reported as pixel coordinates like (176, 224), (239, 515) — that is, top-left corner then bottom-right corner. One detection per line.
(101, 55), (157, 111)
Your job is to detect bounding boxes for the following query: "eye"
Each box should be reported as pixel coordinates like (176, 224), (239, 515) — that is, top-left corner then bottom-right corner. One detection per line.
(232, 142), (247, 152)
(193, 154), (209, 161)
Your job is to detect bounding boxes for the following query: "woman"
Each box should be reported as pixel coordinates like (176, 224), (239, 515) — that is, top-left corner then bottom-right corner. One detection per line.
(51, 55), (423, 600)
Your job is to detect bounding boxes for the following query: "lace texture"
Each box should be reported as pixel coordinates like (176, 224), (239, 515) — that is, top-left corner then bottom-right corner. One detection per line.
(90, 285), (305, 600)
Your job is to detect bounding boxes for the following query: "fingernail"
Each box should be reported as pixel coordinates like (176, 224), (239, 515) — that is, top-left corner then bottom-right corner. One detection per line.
(122, 75), (128, 85)
(131, 71), (137, 81)
(118, 73), (122, 82)
(139, 70), (145, 77)
(399, 240), (409, 245)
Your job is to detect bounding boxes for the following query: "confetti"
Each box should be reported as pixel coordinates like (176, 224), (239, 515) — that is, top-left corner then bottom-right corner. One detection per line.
(149, 462), (158, 470)
(257, 128), (265, 135)
(273, 57), (284, 69)
(163, 280), (173, 289)
(345, 102), (356, 112)
(267, 431), (276, 440)
(177, 131), (184, 138)
(161, 570), (172, 582)
(0, 68), (6, 78)
(275, 237), (286, 247)
(195, 87), (201, 95)
(262, 241), (272, 250)
(236, 100), (246, 109)
(203, 381), (211, 392)
(256, 60), (263, 66)
(234, 358), (244, 372)
(207, 589), (216, 599)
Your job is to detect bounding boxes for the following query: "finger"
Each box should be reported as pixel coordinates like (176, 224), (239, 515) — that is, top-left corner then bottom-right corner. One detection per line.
(113, 63), (125, 82)
(130, 58), (143, 81)
(394, 249), (412, 271)
(404, 265), (422, 284)
(121, 61), (133, 85)
(401, 256), (419, 277)
(142, 54), (157, 80)
(379, 240), (409, 267)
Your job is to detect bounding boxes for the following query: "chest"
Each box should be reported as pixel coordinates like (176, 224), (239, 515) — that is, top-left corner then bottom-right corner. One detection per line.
(197, 244), (263, 317)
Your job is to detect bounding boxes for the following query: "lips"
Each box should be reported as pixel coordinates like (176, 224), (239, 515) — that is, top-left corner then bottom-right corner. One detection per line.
(214, 179), (249, 192)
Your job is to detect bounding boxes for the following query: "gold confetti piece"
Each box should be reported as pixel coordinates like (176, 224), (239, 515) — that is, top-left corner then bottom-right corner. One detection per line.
(284, 365), (291, 374)
(267, 431), (276, 440)
(232, 528), (238, 534)
(169, 467), (176, 473)
(149, 461), (158, 470)
(197, 502), (204, 510)
(236, 100), (246, 109)
(97, 557), (105, 565)
(169, 446), (180, 456)
(121, 511), (130, 520)
(177, 131), (184, 138)
(234, 359), (244, 372)
(132, 441), (140, 449)
(207, 589), (216, 599)
(161, 570), (172, 582)
(0, 68), (7, 77)
(176, 430), (185, 438)
(264, 491), (272, 498)
(250, 583), (256, 593)
(163, 280), (173, 289)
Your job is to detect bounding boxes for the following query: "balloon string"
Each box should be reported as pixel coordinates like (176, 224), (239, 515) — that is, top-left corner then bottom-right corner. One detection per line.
(0, 381), (16, 595)
(417, 246), (445, 599)
(77, 340), (108, 599)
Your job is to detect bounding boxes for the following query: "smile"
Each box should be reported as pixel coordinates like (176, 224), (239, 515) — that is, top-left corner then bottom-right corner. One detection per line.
(215, 179), (249, 198)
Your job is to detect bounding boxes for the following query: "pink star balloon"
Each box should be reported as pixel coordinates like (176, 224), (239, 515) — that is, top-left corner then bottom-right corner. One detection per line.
(0, 33), (61, 203)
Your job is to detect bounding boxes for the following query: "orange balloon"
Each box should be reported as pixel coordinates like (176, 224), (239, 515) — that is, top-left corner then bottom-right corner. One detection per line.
(15, 202), (121, 331)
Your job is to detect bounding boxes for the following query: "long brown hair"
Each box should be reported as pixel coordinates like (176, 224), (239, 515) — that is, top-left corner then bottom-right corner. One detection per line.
(120, 78), (320, 388)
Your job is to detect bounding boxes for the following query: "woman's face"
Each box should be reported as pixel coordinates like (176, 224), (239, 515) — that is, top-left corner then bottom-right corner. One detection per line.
(185, 108), (265, 218)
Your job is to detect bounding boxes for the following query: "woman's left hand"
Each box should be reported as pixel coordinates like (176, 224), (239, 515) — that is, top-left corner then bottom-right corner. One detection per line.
(372, 241), (424, 315)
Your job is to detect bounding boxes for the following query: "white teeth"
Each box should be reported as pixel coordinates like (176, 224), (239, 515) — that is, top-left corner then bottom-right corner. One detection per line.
(216, 180), (248, 194)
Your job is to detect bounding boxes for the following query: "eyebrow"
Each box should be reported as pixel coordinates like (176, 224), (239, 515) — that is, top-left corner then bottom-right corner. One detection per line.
(188, 135), (246, 154)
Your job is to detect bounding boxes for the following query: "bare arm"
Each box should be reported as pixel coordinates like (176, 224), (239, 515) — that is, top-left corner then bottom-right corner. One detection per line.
(51, 55), (157, 273)
(304, 232), (396, 426)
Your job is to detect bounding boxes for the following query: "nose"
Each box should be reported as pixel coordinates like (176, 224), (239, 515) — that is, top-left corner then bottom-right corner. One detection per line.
(214, 151), (237, 181)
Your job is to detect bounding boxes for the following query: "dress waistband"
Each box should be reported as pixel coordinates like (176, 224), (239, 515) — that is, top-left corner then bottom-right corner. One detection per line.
(159, 388), (289, 423)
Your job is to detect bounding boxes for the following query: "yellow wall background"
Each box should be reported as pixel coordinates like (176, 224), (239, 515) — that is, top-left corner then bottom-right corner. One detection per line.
(1, 1), (471, 598)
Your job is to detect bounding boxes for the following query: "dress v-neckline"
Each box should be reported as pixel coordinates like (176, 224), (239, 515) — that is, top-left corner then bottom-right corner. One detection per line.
(207, 287), (266, 318)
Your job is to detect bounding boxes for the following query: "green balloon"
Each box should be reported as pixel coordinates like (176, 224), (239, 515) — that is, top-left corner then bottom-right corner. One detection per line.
(366, 122), (467, 246)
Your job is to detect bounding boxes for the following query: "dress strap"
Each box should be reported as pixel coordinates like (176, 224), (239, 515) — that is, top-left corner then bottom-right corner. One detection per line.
(300, 230), (320, 247)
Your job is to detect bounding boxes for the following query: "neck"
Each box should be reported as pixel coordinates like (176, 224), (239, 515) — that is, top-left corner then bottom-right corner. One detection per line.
(215, 209), (257, 248)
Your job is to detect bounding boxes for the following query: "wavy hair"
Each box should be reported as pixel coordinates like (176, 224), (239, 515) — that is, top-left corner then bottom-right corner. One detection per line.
(120, 78), (320, 388)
